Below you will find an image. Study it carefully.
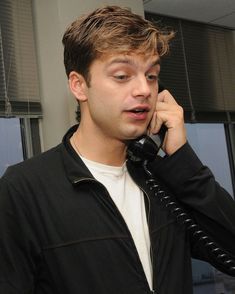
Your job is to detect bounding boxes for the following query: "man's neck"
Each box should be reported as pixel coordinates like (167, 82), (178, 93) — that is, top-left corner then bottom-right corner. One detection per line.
(71, 127), (127, 167)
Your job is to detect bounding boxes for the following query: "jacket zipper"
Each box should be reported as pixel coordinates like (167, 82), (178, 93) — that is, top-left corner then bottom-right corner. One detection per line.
(139, 186), (155, 292)
(72, 176), (156, 292)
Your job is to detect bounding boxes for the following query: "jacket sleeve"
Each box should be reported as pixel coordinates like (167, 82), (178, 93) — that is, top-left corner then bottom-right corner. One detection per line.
(0, 172), (39, 293)
(150, 142), (235, 275)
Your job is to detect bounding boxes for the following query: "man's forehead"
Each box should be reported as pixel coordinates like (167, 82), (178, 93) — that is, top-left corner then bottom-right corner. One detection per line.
(100, 52), (160, 67)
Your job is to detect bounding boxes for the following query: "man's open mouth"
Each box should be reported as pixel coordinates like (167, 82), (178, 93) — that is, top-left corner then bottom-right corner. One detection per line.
(130, 109), (148, 113)
(128, 105), (150, 113)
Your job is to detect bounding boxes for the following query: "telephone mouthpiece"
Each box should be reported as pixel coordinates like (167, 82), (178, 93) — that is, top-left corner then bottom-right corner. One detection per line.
(127, 136), (160, 162)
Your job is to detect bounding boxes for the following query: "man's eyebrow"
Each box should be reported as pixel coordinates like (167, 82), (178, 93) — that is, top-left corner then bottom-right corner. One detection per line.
(107, 58), (135, 66)
(107, 57), (161, 67)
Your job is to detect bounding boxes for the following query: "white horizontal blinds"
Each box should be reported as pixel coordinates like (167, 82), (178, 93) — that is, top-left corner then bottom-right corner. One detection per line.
(0, 0), (41, 116)
(145, 12), (235, 122)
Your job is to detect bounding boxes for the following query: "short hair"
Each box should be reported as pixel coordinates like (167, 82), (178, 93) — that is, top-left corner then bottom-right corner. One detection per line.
(62, 5), (174, 122)
(62, 5), (174, 83)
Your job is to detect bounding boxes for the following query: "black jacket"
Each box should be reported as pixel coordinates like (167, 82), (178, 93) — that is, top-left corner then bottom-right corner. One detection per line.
(0, 125), (235, 294)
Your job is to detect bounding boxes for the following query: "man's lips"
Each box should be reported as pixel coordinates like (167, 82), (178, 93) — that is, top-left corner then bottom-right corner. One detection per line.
(125, 105), (151, 113)
(124, 105), (151, 120)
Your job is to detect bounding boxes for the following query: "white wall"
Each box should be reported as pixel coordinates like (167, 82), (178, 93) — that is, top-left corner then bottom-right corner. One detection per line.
(32, 0), (144, 151)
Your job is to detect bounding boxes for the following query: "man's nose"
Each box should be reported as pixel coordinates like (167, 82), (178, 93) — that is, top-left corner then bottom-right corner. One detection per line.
(132, 76), (151, 98)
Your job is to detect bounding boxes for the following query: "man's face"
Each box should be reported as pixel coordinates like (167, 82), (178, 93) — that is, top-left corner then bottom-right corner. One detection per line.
(82, 52), (160, 141)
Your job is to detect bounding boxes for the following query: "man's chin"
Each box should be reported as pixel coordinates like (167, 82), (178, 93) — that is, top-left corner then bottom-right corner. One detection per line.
(118, 124), (149, 141)
(122, 130), (147, 142)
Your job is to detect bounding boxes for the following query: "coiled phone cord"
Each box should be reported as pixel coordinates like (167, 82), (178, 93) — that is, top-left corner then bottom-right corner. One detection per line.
(143, 160), (235, 276)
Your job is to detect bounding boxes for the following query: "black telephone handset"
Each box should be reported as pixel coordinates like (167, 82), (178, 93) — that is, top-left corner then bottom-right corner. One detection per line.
(127, 84), (235, 276)
(127, 83), (167, 162)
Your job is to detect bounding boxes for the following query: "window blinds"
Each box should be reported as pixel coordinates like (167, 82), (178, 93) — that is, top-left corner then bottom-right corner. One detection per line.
(0, 0), (41, 117)
(145, 12), (235, 123)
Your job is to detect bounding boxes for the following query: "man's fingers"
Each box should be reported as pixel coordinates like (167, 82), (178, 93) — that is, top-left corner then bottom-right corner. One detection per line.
(149, 100), (184, 134)
(149, 111), (164, 134)
(150, 89), (187, 155)
(157, 90), (178, 105)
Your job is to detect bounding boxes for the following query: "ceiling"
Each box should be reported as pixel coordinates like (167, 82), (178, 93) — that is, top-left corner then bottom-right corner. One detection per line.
(143, 0), (235, 29)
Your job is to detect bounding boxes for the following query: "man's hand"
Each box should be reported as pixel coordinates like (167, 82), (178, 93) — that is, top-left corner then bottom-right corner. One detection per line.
(149, 90), (187, 155)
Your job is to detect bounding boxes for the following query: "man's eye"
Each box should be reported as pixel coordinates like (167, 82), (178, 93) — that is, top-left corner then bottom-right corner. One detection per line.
(114, 75), (129, 81)
(146, 74), (158, 81)
(114, 75), (130, 83)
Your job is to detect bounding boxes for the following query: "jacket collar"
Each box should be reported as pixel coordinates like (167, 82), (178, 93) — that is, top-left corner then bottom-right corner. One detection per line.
(61, 125), (159, 192)
(61, 125), (94, 184)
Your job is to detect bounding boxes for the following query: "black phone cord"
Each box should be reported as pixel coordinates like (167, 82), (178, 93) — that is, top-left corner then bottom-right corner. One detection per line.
(143, 160), (235, 277)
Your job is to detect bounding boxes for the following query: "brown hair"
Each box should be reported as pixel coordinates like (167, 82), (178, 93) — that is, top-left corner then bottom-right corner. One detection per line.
(62, 5), (174, 85)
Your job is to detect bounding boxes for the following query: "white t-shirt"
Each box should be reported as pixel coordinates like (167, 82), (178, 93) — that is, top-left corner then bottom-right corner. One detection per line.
(80, 156), (153, 289)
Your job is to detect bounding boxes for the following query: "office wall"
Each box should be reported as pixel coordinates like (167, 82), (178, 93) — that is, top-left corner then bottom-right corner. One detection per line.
(32, 0), (144, 151)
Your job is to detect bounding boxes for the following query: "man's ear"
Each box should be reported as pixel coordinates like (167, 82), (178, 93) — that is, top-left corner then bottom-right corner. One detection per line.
(68, 71), (88, 102)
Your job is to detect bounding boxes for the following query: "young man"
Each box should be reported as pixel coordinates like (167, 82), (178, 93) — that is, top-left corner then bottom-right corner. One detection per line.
(0, 5), (235, 294)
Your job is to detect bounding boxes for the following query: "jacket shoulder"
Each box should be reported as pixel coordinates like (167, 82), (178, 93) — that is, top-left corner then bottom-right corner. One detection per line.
(1, 143), (64, 187)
